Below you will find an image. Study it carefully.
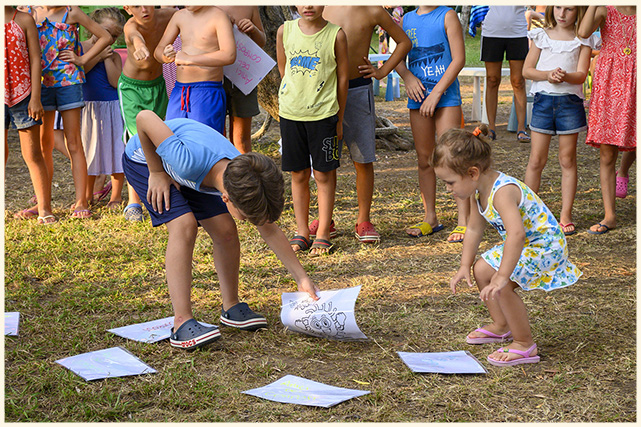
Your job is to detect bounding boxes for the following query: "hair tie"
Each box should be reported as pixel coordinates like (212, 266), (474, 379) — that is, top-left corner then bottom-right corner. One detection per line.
(472, 127), (482, 137)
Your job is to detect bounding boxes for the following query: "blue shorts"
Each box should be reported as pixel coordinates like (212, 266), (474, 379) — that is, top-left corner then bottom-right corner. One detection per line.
(41, 84), (85, 111)
(122, 154), (229, 227)
(529, 93), (587, 135)
(5, 95), (42, 130)
(166, 81), (226, 134)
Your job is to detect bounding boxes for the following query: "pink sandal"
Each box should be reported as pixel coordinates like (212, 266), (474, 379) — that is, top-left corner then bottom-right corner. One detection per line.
(466, 328), (513, 344)
(616, 172), (629, 199)
(487, 344), (540, 367)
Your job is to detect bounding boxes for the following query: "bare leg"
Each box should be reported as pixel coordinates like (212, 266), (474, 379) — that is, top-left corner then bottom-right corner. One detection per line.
(229, 115), (253, 154)
(60, 108), (89, 211)
(590, 144), (619, 232)
(109, 173), (125, 204)
(86, 175), (97, 203)
(53, 129), (70, 159)
(557, 133), (578, 229)
(524, 131), (552, 193)
(290, 168), (312, 251)
(199, 213), (241, 311)
(311, 168), (337, 255)
(406, 109), (437, 235)
(353, 161), (374, 225)
(473, 260), (537, 362)
(484, 61), (503, 132)
(617, 149), (636, 178)
(435, 106), (469, 242)
(508, 59), (528, 133)
(40, 111), (56, 185)
(165, 213), (199, 330)
(17, 126), (53, 218)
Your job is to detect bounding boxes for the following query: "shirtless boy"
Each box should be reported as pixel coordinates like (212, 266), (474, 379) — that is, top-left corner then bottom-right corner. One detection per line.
(155, 6), (236, 134)
(218, 6), (266, 153)
(323, 6), (411, 243)
(119, 5), (176, 221)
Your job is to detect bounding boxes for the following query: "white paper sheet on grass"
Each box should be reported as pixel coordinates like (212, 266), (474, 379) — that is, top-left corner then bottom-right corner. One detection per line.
(223, 25), (276, 95)
(107, 317), (215, 343)
(5, 312), (19, 336)
(56, 347), (157, 381)
(243, 374), (370, 408)
(280, 285), (367, 341)
(398, 350), (487, 374)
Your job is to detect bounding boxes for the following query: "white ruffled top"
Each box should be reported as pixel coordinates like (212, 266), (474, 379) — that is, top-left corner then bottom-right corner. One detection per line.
(528, 27), (601, 99)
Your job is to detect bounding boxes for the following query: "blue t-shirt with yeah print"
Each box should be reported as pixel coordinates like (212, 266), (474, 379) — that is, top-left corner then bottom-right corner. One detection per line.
(125, 118), (240, 195)
(403, 6), (461, 109)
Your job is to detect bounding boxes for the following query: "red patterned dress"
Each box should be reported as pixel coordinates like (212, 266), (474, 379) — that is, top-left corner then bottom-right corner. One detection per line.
(586, 6), (636, 151)
(4, 9), (31, 107)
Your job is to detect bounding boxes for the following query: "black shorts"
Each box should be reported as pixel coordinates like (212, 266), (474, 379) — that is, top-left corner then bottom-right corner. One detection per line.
(279, 115), (342, 173)
(480, 36), (528, 62)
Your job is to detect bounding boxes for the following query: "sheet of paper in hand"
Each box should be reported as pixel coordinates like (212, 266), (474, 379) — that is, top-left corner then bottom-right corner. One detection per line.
(223, 25), (276, 95)
(280, 285), (367, 341)
(5, 312), (19, 336)
(107, 317), (215, 343)
(243, 374), (370, 408)
(398, 350), (487, 374)
(56, 347), (157, 381)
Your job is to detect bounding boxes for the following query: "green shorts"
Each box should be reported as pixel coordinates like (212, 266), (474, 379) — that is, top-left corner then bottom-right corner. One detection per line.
(118, 74), (169, 142)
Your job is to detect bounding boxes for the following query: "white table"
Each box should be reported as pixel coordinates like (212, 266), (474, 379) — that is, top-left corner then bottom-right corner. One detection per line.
(459, 67), (511, 123)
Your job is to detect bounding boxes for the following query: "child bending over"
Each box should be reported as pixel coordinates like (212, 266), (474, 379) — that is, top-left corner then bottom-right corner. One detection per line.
(433, 125), (581, 366)
(122, 111), (319, 350)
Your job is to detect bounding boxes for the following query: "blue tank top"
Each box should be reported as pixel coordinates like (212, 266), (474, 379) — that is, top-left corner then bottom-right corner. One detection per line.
(82, 61), (119, 102)
(403, 7), (461, 109)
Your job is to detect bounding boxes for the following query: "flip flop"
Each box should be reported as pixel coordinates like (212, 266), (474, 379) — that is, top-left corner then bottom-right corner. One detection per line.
(517, 130), (531, 143)
(71, 209), (92, 219)
(309, 238), (333, 257)
(487, 344), (540, 367)
(289, 235), (312, 252)
(587, 223), (612, 235)
(37, 215), (57, 225)
(559, 222), (576, 236)
(616, 172), (629, 199)
(14, 207), (39, 219)
(466, 328), (513, 344)
(93, 181), (112, 204)
(448, 225), (466, 243)
(406, 222), (444, 238)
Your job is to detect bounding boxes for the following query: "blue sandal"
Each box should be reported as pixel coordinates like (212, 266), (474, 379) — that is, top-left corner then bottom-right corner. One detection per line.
(488, 129), (497, 141)
(517, 130), (531, 143)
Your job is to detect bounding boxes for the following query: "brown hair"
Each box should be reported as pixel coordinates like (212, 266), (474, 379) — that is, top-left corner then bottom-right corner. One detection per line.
(544, 6), (587, 36)
(223, 153), (285, 226)
(430, 124), (493, 176)
(91, 7), (126, 27)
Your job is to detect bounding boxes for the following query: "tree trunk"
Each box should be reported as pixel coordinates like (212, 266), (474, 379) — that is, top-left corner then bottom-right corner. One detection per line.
(459, 6), (471, 40)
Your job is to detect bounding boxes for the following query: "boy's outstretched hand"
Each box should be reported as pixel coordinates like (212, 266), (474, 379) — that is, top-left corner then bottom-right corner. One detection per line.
(298, 277), (320, 301)
(133, 44), (150, 61)
(449, 265), (473, 294)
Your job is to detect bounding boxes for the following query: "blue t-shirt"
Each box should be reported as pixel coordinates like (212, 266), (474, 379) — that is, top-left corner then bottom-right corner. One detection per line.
(125, 118), (240, 195)
(403, 6), (461, 109)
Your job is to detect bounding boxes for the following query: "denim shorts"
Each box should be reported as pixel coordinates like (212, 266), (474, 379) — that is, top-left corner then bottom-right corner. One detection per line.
(41, 84), (85, 111)
(5, 95), (42, 130)
(529, 93), (587, 135)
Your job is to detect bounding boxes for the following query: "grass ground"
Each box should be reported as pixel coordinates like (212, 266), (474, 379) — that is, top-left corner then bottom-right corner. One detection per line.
(4, 80), (636, 421)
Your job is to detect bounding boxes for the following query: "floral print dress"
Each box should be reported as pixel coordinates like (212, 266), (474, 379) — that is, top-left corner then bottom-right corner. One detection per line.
(36, 7), (85, 87)
(476, 172), (582, 292)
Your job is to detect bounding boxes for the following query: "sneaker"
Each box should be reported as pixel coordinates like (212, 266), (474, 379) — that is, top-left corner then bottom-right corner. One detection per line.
(309, 219), (338, 239)
(220, 302), (267, 331)
(123, 203), (144, 221)
(355, 221), (380, 243)
(170, 319), (221, 350)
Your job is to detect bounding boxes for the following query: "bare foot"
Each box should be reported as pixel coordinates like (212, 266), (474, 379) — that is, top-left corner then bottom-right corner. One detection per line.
(488, 342), (537, 363)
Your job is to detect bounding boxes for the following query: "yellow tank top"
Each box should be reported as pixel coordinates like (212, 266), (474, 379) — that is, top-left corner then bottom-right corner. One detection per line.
(279, 19), (340, 121)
